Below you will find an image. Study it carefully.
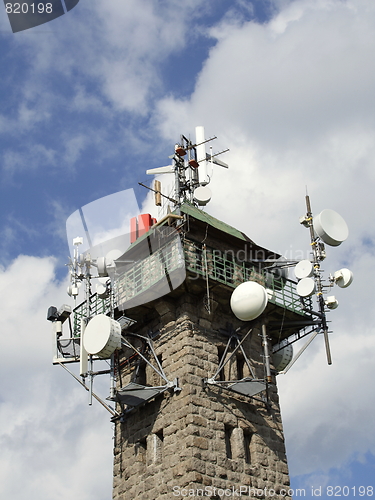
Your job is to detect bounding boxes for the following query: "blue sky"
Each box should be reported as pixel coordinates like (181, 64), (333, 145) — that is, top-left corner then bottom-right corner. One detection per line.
(1, 1), (375, 499)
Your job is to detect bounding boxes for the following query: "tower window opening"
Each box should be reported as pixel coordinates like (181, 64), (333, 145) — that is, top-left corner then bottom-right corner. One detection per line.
(236, 353), (245, 380)
(217, 346), (226, 381)
(134, 360), (147, 386)
(224, 425), (233, 459)
(244, 430), (253, 464)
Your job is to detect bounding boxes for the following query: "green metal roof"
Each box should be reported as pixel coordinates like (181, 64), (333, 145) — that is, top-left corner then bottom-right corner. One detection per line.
(180, 202), (254, 243)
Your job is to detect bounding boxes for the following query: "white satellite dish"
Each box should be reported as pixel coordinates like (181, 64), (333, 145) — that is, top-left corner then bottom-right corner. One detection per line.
(97, 249), (123, 277)
(106, 248), (123, 264)
(96, 283), (108, 299)
(272, 344), (293, 372)
(230, 281), (268, 321)
(83, 314), (122, 358)
(294, 260), (314, 279)
(334, 268), (353, 288)
(313, 209), (349, 247)
(296, 277), (316, 297)
(98, 277), (109, 285)
(194, 186), (212, 206)
(325, 296), (339, 309)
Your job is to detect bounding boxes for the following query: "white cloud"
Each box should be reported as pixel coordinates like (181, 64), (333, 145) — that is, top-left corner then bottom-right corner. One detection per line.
(0, 0), (212, 179)
(0, 256), (113, 500)
(4, 0), (207, 118)
(156, 0), (375, 146)
(150, 0), (375, 480)
(2, 0), (375, 491)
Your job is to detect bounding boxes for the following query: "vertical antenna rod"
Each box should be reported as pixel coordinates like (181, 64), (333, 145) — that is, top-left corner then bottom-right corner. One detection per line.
(196, 126), (208, 186)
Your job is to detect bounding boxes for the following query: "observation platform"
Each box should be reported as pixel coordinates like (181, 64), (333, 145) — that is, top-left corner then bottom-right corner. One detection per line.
(68, 203), (313, 351)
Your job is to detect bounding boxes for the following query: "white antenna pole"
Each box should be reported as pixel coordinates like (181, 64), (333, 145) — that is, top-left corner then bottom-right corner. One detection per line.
(196, 126), (209, 186)
(79, 319), (88, 376)
(89, 354), (94, 405)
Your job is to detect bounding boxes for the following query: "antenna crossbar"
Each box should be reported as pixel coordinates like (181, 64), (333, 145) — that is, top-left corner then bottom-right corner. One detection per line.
(196, 148), (230, 165)
(190, 136), (217, 149)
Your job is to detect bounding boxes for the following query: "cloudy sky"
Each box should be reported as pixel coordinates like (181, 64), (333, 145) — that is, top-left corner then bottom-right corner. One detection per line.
(1, 0), (374, 498)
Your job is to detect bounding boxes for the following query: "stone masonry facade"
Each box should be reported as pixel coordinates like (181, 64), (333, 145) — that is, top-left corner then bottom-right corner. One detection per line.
(113, 294), (291, 500)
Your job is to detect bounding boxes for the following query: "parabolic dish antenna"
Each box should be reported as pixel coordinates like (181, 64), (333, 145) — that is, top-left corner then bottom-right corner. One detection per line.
(193, 186), (212, 206)
(313, 209), (349, 247)
(96, 283), (108, 299)
(230, 281), (268, 321)
(325, 296), (339, 309)
(296, 277), (316, 297)
(106, 248), (123, 264)
(272, 344), (293, 372)
(334, 268), (353, 288)
(294, 259), (314, 279)
(83, 314), (122, 358)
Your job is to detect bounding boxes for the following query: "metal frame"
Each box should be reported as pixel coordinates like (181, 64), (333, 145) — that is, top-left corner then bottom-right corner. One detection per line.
(112, 333), (181, 410)
(204, 329), (267, 399)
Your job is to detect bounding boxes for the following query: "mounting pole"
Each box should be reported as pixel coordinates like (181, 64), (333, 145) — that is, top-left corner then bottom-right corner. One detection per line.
(174, 159), (180, 207)
(262, 322), (272, 383)
(305, 195), (332, 365)
(88, 354), (94, 405)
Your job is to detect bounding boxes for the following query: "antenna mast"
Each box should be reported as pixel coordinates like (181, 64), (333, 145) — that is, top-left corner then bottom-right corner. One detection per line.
(305, 194), (332, 365)
(146, 126), (229, 210)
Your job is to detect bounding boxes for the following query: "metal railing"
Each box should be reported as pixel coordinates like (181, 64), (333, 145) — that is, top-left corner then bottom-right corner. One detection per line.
(116, 236), (184, 309)
(71, 235), (308, 337)
(183, 239), (308, 316)
(73, 293), (112, 336)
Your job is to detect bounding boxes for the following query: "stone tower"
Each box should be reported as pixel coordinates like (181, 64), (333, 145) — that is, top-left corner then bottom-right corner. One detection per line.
(111, 203), (305, 500)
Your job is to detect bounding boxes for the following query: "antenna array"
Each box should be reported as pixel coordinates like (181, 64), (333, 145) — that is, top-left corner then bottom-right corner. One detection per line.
(47, 126), (352, 418)
(145, 126), (229, 209)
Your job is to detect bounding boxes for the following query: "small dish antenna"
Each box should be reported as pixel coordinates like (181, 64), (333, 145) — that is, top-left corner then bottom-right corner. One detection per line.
(325, 296), (339, 309)
(83, 314), (122, 358)
(230, 281), (268, 321)
(272, 344), (293, 372)
(96, 282), (109, 299)
(313, 209), (349, 246)
(294, 259), (314, 279)
(193, 186), (212, 206)
(333, 268), (353, 288)
(296, 277), (316, 297)
(297, 195), (353, 366)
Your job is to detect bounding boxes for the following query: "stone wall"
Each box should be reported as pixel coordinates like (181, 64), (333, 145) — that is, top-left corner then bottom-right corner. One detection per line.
(113, 297), (291, 500)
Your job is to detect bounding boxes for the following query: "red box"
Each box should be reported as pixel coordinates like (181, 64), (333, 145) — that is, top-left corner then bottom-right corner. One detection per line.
(138, 214), (153, 238)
